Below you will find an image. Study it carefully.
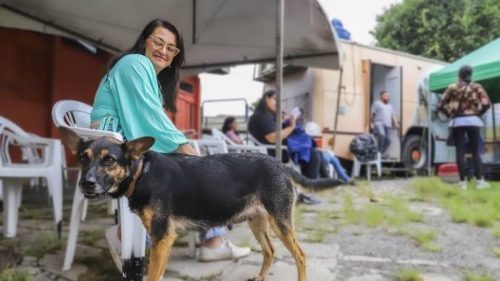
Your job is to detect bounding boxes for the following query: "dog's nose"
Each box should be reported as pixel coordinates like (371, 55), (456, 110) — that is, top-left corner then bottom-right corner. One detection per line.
(81, 177), (97, 190)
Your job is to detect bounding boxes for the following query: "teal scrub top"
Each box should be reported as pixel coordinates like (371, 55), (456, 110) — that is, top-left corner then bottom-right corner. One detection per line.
(90, 54), (187, 153)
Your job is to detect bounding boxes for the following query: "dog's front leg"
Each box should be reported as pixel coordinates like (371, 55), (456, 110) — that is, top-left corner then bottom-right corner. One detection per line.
(147, 221), (177, 281)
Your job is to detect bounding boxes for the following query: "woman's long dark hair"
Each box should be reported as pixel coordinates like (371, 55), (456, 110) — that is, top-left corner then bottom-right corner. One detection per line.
(222, 116), (237, 134)
(255, 90), (277, 113)
(109, 19), (185, 113)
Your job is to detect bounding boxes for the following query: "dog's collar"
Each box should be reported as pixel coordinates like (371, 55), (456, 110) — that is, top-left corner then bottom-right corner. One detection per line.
(124, 158), (144, 198)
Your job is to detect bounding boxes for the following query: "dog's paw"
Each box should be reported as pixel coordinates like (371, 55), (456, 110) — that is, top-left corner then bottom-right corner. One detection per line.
(247, 277), (264, 281)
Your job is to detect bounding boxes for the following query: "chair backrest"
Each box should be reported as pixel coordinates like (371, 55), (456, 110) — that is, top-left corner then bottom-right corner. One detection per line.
(0, 115), (40, 165)
(247, 133), (263, 146)
(52, 100), (93, 129)
(52, 100), (123, 141)
(211, 128), (239, 145)
(188, 139), (228, 155)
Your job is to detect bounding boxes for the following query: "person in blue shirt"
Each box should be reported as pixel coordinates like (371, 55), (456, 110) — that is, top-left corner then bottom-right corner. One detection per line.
(91, 19), (250, 264)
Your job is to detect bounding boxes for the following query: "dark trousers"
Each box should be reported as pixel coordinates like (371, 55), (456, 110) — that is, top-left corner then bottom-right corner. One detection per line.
(268, 148), (290, 163)
(299, 148), (322, 179)
(453, 126), (483, 181)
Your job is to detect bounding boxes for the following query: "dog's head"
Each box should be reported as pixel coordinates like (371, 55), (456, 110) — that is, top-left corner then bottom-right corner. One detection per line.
(58, 127), (154, 199)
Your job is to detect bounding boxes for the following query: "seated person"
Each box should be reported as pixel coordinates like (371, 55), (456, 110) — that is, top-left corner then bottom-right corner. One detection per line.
(320, 149), (354, 185)
(304, 123), (354, 184)
(222, 116), (243, 144)
(249, 91), (322, 179)
(249, 91), (323, 205)
(249, 91), (292, 163)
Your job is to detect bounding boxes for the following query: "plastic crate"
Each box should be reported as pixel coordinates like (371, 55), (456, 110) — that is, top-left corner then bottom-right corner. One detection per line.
(438, 163), (459, 183)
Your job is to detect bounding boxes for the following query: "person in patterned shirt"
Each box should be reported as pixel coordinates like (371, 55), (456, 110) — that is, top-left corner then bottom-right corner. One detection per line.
(438, 65), (491, 189)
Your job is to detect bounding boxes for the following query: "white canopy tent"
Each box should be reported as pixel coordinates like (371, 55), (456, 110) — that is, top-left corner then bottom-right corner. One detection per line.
(0, 0), (341, 75)
(0, 0), (341, 163)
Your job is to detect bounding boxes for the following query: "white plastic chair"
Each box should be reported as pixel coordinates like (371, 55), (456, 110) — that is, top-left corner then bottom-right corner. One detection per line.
(0, 116), (63, 238)
(352, 152), (382, 181)
(211, 128), (266, 154)
(52, 100), (146, 273)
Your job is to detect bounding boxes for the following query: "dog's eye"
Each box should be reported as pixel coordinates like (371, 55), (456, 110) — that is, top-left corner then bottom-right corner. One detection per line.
(79, 153), (88, 163)
(102, 155), (116, 165)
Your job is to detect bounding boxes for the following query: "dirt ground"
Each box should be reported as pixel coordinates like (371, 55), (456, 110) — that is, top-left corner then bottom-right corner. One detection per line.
(0, 177), (499, 281)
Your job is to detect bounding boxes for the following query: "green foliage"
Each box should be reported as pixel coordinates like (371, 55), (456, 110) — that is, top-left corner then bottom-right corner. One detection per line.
(0, 269), (30, 281)
(371, 0), (500, 62)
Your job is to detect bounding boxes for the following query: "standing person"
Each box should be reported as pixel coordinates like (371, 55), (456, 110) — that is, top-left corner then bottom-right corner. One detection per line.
(221, 116), (243, 144)
(90, 19), (250, 266)
(438, 65), (491, 189)
(371, 90), (400, 155)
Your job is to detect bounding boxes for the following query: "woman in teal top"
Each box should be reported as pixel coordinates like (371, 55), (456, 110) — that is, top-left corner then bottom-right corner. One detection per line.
(91, 20), (193, 154)
(91, 54), (187, 152)
(91, 19), (250, 265)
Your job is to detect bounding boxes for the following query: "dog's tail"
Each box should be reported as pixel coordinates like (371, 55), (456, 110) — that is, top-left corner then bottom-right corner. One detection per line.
(287, 167), (344, 191)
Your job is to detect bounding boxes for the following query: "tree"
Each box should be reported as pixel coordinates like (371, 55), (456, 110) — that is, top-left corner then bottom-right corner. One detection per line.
(371, 0), (500, 62)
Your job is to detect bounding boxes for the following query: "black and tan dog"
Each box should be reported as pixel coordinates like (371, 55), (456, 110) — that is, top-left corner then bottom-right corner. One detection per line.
(58, 127), (342, 281)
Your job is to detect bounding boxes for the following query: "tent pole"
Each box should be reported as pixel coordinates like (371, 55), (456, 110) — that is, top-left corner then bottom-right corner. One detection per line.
(492, 103), (497, 161)
(275, 0), (284, 161)
(427, 90), (432, 176)
(332, 67), (344, 149)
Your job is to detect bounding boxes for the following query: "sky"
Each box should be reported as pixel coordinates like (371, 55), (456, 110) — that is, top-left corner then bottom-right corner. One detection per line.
(200, 0), (400, 116)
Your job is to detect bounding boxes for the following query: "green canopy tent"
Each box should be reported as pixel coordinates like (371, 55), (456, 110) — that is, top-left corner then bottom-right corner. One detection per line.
(429, 37), (500, 102)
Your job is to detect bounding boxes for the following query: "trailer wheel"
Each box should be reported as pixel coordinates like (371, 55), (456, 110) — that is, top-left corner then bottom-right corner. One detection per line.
(402, 135), (427, 171)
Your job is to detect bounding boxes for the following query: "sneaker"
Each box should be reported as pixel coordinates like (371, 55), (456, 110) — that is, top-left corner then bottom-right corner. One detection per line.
(105, 225), (122, 272)
(458, 181), (467, 190)
(345, 179), (356, 186)
(297, 193), (322, 205)
(476, 179), (490, 189)
(199, 239), (251, 262)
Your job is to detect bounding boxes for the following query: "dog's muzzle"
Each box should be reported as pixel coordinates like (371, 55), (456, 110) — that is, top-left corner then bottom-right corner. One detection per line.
(80, 177), (100, 199)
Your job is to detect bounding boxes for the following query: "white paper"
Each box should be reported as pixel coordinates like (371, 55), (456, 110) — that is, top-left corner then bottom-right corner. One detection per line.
(290, 107), (301, 119)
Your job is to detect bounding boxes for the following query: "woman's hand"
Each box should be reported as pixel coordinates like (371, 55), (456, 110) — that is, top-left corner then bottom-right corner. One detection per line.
(177, 143), (199, 156)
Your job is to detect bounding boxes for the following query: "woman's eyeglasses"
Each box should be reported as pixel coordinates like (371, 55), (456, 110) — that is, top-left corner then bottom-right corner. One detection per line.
(148, 36), (180, 56)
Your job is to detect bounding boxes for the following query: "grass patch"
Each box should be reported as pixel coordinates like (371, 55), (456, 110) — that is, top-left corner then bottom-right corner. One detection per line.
(304, 210), (333, 242)
(410, 229), (442, 252)
(396, 268), (423, 281)
(24, 232), (63, 260)
(76, 249), (120, 281)
(411, 177), (500, 230)
(0, 269), (31, 281)
(306, 229), (326, 243)
(80, 230), (103, 246)
(493, 224), (500, 239)
(465, 272), (493, 281)
(341, 191), (424, 229)
(492, 246), (500, 257)
(363, 205), (385, 227)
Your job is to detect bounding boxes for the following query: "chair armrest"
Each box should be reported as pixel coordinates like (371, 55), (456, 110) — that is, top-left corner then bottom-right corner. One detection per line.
(227, 144), (267, 154)
(1, 132), (60, 167)
(65, 127), (123, 141)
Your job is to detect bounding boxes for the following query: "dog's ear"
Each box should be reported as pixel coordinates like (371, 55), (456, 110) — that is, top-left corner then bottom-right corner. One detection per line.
(58, 126), (83, 155)
(125, 137), (155, 159)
